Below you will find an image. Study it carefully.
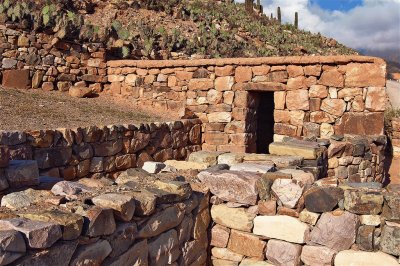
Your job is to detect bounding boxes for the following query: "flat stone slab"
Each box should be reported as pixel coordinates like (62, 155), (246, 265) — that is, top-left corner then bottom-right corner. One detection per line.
(51, 181), (92, 197)
(164, 160), (209, 170)
(334, 250), (398, 266)
(1, 189), (53, 210)
(142, 162), (166, 174)
(198, 170), (262, 205)
(188, 151), (225, 166)
(243, 154), (303, 168)
(230, 163), (275, 174)
(211, 204), (256, 232)
(269, 142), (319, 159)
(253, 215), (310, 244)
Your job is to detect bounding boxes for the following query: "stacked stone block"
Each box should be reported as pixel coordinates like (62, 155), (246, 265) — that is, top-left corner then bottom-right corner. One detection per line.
(0, 169), (210, 265)
(0, 25), (107, 91)
(199, 168), (400, 265)
(392, 118), (400, 156)
(106, 56), (387, 154)
(0, 119), (202, 187)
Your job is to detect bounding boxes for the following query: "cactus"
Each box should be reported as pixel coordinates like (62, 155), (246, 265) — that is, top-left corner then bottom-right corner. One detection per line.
(277, 6), (281, 24)
(294, 12), (298, 29)
(245, 0), (253, 13)
(121, 46), (130, 58)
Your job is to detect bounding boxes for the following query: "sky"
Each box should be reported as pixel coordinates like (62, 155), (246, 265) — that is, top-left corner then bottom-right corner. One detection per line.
(236, 0), (400, 54)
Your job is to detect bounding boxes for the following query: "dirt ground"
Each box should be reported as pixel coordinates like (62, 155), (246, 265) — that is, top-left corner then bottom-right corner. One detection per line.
(0, 87), (178, 131)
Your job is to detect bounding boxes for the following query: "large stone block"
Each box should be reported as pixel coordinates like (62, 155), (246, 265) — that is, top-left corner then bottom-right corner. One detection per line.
(344, 190), (383, 215)
(286, 90), (309, 111)
(198, 170), (261, 205)
(211, 204), (256, 232)
(320, 98), (346, 117)
(301, 245), (336, 266)
(304, 186), (344, 213)
(92, 193), (135, 222)
(334, 112), (384, 136)
(309, 210), (359, 251)
(365, 87), (387, 112)
(227, 230), (266, 260)
(335, 250), (398, 266)
(380, 224), (400, 256)
(253, 215), (310, 244)
(345, 63), (386, 87)
(5, 160), (39, 188)
(266, 239), (302, 265)
(0, 230), (26, 265)
(2, 69), (31, 89)
(269, 142), (318, 160)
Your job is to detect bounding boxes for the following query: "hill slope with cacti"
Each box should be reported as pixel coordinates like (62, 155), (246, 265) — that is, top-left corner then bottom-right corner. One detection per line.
(0, 0), (358, 59)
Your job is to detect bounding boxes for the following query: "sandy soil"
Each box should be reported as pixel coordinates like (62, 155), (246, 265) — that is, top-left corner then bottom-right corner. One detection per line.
(0, 87), (178, 131)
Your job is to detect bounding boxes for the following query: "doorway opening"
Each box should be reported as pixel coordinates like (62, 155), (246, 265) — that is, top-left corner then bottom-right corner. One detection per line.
(254, 92), (275, 154)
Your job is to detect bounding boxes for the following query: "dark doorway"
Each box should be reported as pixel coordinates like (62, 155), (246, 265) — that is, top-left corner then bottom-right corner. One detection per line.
(255, 92), (275, 154)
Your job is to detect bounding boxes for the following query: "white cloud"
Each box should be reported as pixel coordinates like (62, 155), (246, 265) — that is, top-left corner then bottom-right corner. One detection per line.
(236, 0), (400, 52)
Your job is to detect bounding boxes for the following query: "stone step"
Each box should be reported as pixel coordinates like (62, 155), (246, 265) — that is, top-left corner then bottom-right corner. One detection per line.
(3, 160), (40, 189)
(269, 142), (322, 160)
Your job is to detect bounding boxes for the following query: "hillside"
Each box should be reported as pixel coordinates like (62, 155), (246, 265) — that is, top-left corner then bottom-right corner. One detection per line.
(0, 0), (357, 60)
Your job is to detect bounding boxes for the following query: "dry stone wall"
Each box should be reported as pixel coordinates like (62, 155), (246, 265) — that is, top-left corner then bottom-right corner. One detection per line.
(0, 166), (210, 265)
(0, 119), (201, 191)
(0, 25), (107, 92)
(106, 56), (387, 154)
(198, 168), (400, 265)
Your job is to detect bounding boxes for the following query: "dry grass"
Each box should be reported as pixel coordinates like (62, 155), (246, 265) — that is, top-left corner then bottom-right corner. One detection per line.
(0, 87), (176, 131)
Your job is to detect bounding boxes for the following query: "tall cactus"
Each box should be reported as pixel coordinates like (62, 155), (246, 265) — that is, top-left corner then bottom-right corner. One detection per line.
(277, 6), (281, 24)
(294, 11), (298, 29)
(245, 0), (253, 13)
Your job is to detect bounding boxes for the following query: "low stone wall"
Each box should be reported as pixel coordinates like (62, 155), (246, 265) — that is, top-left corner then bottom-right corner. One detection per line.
(0, 119), (201, 183)
(392, 118), (400, 156)
(0, 25), (107, 92)
(199, 169), (400, 265)
(106, 56), (387, 153)
(0, 169), (210, 265)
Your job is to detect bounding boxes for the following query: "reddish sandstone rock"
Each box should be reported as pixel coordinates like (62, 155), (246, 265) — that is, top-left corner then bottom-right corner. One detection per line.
(69, 86), (93, 98)
(235, 66), (253, 82)
(301, 245), (336, 266)
(252, 65), (270, 75)
(266, 239), (302, 265)
(309, 210), (359, 251)
(227, 230), (266, 260)
(287, 65), (304, 77)
(266, 70), (288, 82)
(274, 91), (286, 109)
(211, 225), (230, 248)
(318, 69), (344, 87)
(345, 63), (386, 87)
(188, 79), (213, 90)
(215, 76), (234, 91)
(310, 111), (335, 123)
(286, 90), (309, 110)
(309, 85), (328, 98)
(304, 65), (322, 76)
(320, 99), (346, 117)
(2, 70), (30, 89)
(287, 76), (307, 90)
(274, 123), (298, 137)
(198, 170), (261, 205)
(334, 112), (384, 136)
(365, 87), (387, 112)
(215, 65), (234, 76)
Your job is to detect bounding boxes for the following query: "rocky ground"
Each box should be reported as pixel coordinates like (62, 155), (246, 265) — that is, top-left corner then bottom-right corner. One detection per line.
(0, 87), (177, 130)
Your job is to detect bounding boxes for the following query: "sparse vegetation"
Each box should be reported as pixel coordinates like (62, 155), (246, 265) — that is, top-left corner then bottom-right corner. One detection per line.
(385, 107), (400, 135)
(0, 0), (357, 59)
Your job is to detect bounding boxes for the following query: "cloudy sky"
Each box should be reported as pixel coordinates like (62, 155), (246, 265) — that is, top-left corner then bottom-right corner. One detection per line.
(237, 0), (400, 54)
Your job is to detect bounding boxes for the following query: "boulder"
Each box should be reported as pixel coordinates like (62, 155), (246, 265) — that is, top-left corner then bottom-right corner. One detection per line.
(335, 250), (398, 266)
(82, 207), (116, 237)
(1, 189), (52, 210)
(266, 239), (302, 266)
(309, 210), (359, 251)
(211, 204), (256, 232)
(198, 170), (261, 205)
(334, 112), (384, 136)
(253, 215), (310, 244)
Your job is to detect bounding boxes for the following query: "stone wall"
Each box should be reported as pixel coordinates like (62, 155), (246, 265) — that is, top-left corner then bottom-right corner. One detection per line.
(106, 56), (387, 153)
(392, 118), (400, 157)
(0, 25), (107, 92)
(0, 119), (202, 187)
(199, 168), (400, 265)
(0, 168), (210, 265)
